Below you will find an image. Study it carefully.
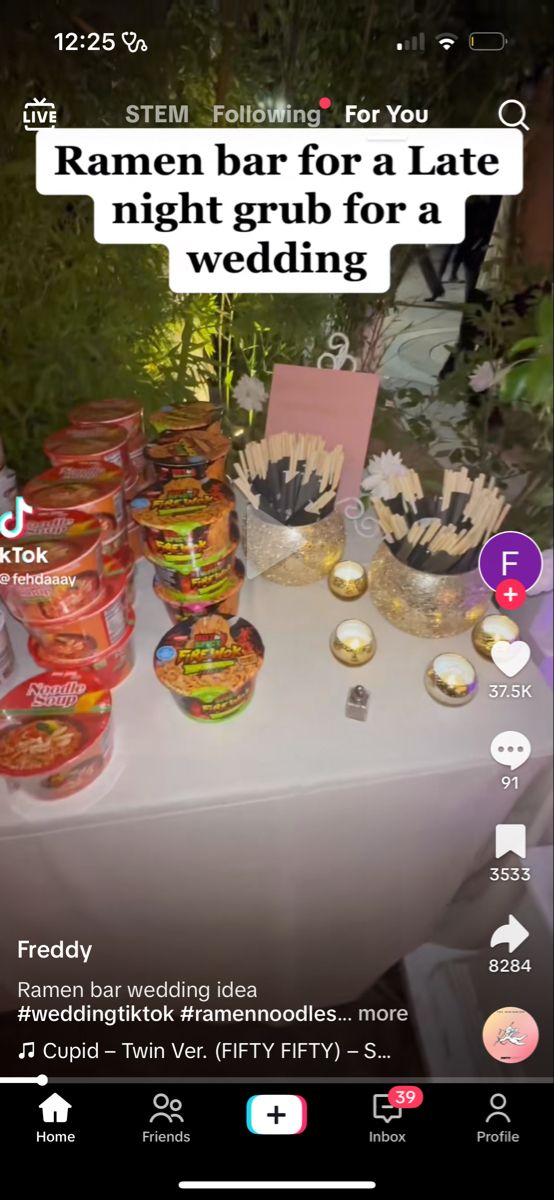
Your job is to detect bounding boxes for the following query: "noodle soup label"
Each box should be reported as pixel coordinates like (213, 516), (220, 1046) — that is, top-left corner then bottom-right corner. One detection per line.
(27, 678), (87, 708)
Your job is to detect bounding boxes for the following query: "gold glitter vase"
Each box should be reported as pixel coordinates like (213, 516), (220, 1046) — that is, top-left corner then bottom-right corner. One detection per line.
(367, 542), (489, 637)
(245, 508), (345, 586)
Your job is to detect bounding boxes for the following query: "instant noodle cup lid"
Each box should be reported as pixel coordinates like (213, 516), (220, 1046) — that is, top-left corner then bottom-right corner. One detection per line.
(154, 613), (264, 697)
(145, 426), (230, 470)
(0, 510), (102, 581)
(129, 477), (234, 532)
(44, 425), (129, 462)
(24, 462), (125, 509)
(70, 399), (142, 427)
(0, 669), (111, 780)
(149, 402), (221, 434)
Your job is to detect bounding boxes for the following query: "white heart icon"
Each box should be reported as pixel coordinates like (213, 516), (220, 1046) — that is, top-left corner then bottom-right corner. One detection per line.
(491, 639), (531, 677)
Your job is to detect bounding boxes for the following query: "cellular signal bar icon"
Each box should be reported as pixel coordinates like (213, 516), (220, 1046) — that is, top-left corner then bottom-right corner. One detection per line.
(396, 33), (425, 51)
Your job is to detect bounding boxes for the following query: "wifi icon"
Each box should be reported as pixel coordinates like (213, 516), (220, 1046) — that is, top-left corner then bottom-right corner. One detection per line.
(436, 32), (458, 49)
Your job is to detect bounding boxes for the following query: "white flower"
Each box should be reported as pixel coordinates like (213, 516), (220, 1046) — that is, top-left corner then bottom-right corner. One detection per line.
(232, 375), (267, 414)
(362, 450), (407, 498)
(468, 360), (509, 393)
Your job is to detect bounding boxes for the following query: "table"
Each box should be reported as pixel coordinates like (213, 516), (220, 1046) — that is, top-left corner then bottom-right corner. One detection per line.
(0, 535), (552, 1011)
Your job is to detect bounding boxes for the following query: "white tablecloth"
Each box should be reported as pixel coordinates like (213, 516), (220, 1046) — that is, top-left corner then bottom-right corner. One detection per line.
(0, 538), (552, 1010)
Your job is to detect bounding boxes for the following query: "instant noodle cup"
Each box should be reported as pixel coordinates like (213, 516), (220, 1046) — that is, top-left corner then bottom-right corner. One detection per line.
(149, 402), (221, 435)
(154, 613), (264, 722)
(26, 574), (128, 662)
(145, 426), (230, 484)
(29, 612), (136, 690)
(130, 478), (235, 573)
(151, 541), (237, 597)
(45, 425), (131, 475)
(154, 559), (245, 622)
(0, 669), (112, 800)
(124, 466), (140, 501)
(70, 398), (144, 438)
(24, 460), (126, 548)
(103, 543), (136, 606)
(3, 510), (104, 623)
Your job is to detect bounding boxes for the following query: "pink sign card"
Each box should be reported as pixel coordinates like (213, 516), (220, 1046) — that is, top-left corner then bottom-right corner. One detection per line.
(266, 363), (379, 502)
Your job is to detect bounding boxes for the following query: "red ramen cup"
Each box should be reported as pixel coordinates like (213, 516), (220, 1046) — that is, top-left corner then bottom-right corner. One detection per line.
(45, 425), (131, 475)
(70, 398), (144, 438)
(29, 613), (136, 689)
(26, 574), (128, 661)
(0, 669), (112, 800)
(103, 543), (136, 606)
(127, 516), (143, 561)
(24, 460), (126, 548)
(3, 510), (104, 623)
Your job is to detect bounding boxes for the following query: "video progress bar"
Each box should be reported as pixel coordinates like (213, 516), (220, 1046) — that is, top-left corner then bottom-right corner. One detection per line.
(178, 1185), (376, 1191)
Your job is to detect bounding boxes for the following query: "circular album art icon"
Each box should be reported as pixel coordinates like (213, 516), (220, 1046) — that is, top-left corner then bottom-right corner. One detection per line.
(482, 1006), (539, 1064)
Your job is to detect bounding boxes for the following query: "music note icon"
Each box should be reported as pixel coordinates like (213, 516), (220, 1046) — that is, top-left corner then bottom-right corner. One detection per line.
(18, 1041), (35, 1059)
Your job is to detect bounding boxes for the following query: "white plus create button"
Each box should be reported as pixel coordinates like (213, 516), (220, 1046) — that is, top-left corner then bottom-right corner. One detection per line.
(246, 1094), (307, 1135)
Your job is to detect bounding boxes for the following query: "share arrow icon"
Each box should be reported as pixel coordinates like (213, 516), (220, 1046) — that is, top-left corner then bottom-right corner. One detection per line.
(490, 914), (530, 954)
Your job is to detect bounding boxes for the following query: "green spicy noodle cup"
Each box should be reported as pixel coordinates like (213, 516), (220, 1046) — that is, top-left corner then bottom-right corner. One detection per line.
(153, 559), (245, 622)
(154, 614), (264, 722)
(151, 541), (238, 596)
(149, 402), (221, 435)
(129, 477), (235, 572)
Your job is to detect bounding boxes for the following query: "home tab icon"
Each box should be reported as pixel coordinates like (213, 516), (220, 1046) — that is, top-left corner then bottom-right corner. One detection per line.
(39, 1093), (71, 1124)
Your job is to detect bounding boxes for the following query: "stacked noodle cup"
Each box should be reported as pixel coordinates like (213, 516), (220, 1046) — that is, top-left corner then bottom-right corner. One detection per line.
(137, 403), (245, 623)
(3, 506), (135, 690)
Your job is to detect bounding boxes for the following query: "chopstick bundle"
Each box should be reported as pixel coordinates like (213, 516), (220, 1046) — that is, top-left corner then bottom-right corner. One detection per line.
(371, 467), (510, 574)
(234, 433), (345, 526)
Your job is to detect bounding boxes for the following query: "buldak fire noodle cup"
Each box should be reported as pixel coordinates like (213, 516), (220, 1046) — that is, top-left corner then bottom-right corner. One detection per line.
(2, 510), (103, 622)
(149, 402), (221, 435)
(145, 426), (230, 484)
(130, 477), (235, 572)
(154, 613), (264, 721)
(0, 669), (113, 800)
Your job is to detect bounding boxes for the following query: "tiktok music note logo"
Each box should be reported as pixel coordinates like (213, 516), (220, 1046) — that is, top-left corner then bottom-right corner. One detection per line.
(0, 496), (34, 539)
(19, 1042), (35, 1059)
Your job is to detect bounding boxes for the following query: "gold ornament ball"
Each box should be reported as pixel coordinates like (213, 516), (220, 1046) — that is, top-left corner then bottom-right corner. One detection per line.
(471, 614), (520, 660)
(425, 652), (478, 706)
(331, 618), (376, 666)
(328, 560), (368, 600)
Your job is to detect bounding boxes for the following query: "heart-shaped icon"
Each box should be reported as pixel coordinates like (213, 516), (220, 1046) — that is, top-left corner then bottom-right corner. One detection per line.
(491, 639), (531, 677)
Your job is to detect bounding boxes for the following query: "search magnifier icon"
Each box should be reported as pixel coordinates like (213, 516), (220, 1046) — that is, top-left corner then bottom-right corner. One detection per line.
(498, 99), (529, 131)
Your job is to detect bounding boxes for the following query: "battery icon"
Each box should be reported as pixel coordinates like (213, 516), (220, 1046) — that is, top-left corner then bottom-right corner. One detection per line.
(469, 32), (506, 51)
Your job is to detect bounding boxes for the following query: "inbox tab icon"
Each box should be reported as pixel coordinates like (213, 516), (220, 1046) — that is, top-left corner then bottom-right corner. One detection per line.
(495, 824), (526, 860)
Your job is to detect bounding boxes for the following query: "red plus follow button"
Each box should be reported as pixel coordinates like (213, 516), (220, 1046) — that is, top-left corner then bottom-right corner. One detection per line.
(387, 1085), (424, 1109)
(495, 578), (527, 611)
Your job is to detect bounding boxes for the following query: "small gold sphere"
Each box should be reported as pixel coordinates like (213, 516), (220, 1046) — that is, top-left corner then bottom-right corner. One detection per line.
(471, 614), (520, 660)
(425, 652), (478, 706)
(328, 560), (368, 600)
(331, 618), (376, 666)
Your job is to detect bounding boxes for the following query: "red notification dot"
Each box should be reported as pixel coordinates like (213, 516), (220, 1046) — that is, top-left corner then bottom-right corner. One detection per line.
(319, 96), (332, 109)
(495, 578), (527, 610)
(387, 1085), (424, 1109)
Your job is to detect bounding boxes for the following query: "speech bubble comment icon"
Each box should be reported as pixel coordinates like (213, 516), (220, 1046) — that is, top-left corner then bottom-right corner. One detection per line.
(490, 732), (531, 772)
(372, 1093), (402, 1123)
